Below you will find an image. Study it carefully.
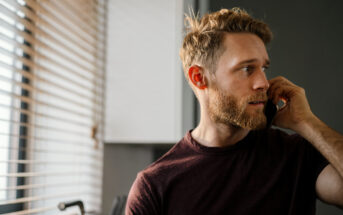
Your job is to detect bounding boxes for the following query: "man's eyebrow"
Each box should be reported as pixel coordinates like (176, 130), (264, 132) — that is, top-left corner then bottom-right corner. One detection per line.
(236, 59), (271, 66)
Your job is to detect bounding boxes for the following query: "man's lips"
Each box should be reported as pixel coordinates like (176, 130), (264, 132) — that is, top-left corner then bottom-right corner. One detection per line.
(248, 100), (267, 105)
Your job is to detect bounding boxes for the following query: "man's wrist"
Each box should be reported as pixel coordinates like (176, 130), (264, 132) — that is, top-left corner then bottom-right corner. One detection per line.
(293, 113), (321, 140)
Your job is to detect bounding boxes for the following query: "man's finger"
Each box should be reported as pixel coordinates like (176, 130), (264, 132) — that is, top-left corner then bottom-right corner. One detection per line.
(268, 76), (296, 87)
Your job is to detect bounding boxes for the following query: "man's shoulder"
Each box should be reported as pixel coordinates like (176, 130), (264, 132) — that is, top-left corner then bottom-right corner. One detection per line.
(254, 127), (311, 157)
(127, 133), (198, 214)
(260, 127), (305, 143)
(138, 136), (193, 182)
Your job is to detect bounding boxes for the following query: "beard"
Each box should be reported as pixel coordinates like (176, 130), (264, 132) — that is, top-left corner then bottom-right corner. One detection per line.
(207, 86), (268, 130)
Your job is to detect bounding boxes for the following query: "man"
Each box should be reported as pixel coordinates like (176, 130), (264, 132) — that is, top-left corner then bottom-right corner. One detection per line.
(126, 8), (343, 214)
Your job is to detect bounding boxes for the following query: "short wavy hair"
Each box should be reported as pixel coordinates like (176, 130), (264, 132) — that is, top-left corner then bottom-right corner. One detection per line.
(179, 8), (273, 79)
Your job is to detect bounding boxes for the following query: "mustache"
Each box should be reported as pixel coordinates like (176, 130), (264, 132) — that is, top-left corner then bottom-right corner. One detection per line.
(246, 93), (268, 103)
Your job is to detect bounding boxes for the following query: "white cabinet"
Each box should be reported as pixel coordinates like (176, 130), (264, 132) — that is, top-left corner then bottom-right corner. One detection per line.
(105, 0), (193, 143)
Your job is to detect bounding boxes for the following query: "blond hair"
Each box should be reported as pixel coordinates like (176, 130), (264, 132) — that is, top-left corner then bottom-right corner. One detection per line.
(179, 8), (273, 78)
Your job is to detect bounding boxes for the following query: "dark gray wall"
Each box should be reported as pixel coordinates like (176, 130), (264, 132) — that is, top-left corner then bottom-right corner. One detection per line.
(210, 0), (343, 214)
(210, 0), (343, 132)
(101, 144), (173, 214)
(101, 145), (153, 214)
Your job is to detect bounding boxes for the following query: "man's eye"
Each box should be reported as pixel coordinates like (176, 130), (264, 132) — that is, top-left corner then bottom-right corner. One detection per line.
(241, 66), (254, 73)
(240, 65), (269, 74)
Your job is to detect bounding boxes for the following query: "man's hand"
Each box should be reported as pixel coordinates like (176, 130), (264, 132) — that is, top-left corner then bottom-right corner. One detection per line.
(268, 76), (343, 208)
(267, 76), (314, 132)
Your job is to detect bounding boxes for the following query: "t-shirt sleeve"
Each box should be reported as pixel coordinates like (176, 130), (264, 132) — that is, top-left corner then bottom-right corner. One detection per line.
(306, 140), (329, 181)
(293, 134), (329, 185)
(125, 172), (160, 215)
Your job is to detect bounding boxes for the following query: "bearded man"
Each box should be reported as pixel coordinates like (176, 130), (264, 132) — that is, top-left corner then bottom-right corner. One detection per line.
(126, 8), (343, 215)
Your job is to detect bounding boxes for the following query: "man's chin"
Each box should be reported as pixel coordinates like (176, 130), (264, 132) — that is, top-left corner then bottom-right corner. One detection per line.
(242, 114), (268, 130)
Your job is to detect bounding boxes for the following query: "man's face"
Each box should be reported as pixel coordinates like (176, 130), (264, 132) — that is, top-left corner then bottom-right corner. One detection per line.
(207, 33), (270, 130)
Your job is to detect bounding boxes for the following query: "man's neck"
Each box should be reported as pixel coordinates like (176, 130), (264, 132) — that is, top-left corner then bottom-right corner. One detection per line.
(191, 117), (250, 148)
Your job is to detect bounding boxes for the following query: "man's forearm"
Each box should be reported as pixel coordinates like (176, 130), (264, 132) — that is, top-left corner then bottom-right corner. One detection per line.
(295, 115), (343, 179)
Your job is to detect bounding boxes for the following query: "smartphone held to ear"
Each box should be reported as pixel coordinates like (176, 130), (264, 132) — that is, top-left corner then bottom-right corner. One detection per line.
(265, 99), (277, 128)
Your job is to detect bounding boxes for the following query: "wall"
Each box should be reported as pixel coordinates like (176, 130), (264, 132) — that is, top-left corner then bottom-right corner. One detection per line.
(102, 0), (194, 211)
(102, 144), (152, 214)
(209, 0), (343, 214)
(101, 144), (173, 214)
(104, 0), (186, 143)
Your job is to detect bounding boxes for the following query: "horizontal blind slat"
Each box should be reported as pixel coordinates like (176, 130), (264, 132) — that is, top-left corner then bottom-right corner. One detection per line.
(59, 0), (105, 35)
(0, 3), (26, 29)
(0, 64), (96, 102)
(0, 191), (94, 205)
(1, 0), (104, 65)
(0, 130), (104, 148)
(9, 0), (103, 39)
(45, 0), (99, 39)
(0, 89), (91, 118)
(2, 180), (101, 191)
(0, 75), (94, 111)
(0, 23), (100, 78)
(2, 206), (56, 215)
(0, 42), (97, 91)
(0, 103), (95, 128)
(25, 0), (100, 52)
(0, 160), (101, 167)
(0, 145), (103, 160)
(0, 118), (90, 137)
(0, 170), (101, 178)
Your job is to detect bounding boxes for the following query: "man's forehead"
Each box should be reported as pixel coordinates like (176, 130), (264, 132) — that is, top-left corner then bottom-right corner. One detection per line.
(221, 33), (270, 65)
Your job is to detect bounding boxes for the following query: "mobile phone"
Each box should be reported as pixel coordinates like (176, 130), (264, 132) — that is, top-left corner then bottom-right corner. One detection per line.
(265, 99), (277, 128)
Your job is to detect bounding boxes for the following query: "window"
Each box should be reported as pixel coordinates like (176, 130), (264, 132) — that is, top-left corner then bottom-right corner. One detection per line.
(0, 25), (13, 201)
(0, 0), (107, 214)
(0, 0), (28, 213)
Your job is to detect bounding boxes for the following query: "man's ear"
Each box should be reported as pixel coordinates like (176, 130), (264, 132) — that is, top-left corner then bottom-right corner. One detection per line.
(188, 65), (207, 90)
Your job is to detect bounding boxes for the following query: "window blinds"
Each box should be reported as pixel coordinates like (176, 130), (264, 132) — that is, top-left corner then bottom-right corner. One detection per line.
(0, 0), (107, 214)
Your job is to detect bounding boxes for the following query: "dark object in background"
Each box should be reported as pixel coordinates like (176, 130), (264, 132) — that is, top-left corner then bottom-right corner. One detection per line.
(58, 200), (85, 215)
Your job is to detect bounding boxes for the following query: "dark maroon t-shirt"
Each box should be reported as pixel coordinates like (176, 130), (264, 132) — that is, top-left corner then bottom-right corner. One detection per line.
(126, 128), (329, 215)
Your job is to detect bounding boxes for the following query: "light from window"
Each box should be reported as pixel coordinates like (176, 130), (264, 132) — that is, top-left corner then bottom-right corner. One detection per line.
(0, 2), (15, 202)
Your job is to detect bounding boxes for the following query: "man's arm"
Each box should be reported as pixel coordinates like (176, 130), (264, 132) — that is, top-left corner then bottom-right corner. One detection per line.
(126, 172), (160, 215)
(316, 165), (343, 208)
(268, 76), (343, 207)
(296, 116), (343, 207)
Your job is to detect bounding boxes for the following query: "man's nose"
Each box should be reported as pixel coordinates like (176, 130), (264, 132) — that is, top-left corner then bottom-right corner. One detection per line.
(252, 70), (269, 91)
